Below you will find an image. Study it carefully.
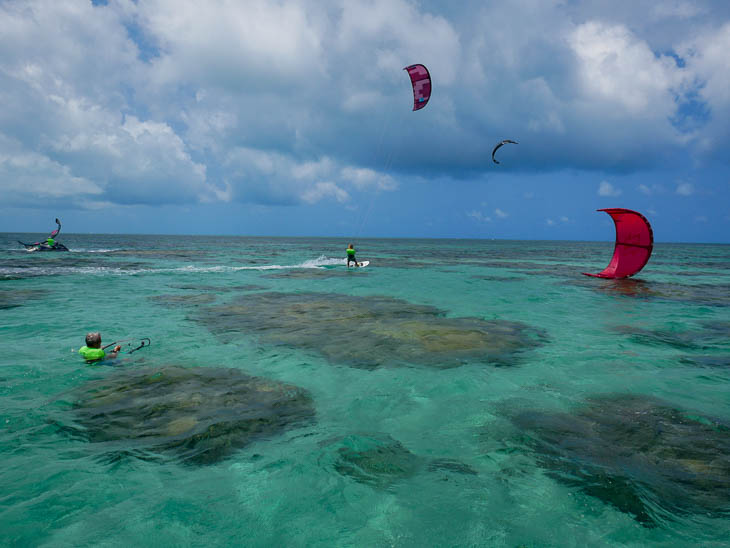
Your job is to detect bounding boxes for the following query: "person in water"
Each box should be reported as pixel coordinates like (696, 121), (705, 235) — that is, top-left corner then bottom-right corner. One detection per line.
(46, 237), (55, 248)
(78, 332), (121, 363)
(346, 243), (360, 267)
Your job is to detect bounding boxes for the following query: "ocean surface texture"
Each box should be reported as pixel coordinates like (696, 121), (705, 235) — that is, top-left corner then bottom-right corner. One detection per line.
(1, 233), (729, 547)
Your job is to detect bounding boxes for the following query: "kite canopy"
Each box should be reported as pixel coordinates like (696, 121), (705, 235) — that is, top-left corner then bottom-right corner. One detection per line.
(583, 208), (654, 279)
(403, 64), (431, 111)
(492, 140), (518, 164)
(50, 218), (61, 238)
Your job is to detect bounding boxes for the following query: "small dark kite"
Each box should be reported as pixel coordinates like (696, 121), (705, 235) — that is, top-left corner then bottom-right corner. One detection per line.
(491, 140), (518, 164)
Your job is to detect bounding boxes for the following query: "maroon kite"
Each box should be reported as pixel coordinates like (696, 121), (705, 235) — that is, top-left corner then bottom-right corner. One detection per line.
(583, 208), (654, 279)
(403, 64), (431, 111)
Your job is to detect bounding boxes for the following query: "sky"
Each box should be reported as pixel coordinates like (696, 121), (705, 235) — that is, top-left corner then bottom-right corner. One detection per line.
(1, 0), (729, 242)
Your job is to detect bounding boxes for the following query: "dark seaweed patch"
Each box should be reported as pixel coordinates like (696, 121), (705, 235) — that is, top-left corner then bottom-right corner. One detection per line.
(572, 278), (730, 307)
(60, 366), (315, 465)
(512, 394), (730, 526)
(262, 268), (363, 280)
(319, 433), (477, 489)
(0, 289), (48, 309)
(149, 293), (217, 307)
(613, 321), (730, 351)
(198, 292), (546, 369)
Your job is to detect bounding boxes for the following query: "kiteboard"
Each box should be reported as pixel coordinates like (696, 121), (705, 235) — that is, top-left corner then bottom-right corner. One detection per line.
(349, 261), (369, 268)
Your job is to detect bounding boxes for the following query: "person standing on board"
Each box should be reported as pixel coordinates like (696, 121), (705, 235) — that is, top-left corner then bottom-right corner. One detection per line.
(346, 243), (360, 267)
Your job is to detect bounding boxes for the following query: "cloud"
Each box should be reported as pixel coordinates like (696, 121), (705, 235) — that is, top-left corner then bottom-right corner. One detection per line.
(341, 166), (397, 191)
(678, 23), (730, 155)
(638, 183), (665, 195)
(301, 181), (350, 204)
(0, 0), (729, 215)
(467, 210), (491, 223)
(598, 181), (622, 196)
(494, 208), (509, 218)
(546, 218), (555, 226)
(569, 22), (684, 115)
(676, 182), (695, 195)
(653, 2), (706, 19)
(0, 135), (103, 207)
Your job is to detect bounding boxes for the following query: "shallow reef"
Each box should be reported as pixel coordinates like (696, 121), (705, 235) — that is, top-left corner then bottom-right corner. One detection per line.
(168, 284), (268, 292)
(679, 355), (730, 368)
(149, 293), (217, 307)
(198, 292), (546, 369)
(0, 288), (48, 309)
(319, 433), (477, 490)
(62, 366), (315, 465)
(262, 268), (361, 280)
(572, 277), (730, 307)
(612, 321), (730, 351)
(511, 394), (730, 527)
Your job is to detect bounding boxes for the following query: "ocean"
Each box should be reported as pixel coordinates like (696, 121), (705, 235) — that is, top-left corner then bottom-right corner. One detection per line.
(1, 233), (729, 547)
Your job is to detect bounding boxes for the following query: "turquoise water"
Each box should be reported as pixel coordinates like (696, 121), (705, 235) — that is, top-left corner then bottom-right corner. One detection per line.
(1, 233), (729, 547)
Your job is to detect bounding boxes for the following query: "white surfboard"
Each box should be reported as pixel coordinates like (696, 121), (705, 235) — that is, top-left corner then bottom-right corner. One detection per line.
(348, 260), (369, 268)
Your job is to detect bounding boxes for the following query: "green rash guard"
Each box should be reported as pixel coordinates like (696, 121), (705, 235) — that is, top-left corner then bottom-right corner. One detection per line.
(79, 346), (105, 361)
(47, 238), (55, 246)
(346, 248), (356, 257)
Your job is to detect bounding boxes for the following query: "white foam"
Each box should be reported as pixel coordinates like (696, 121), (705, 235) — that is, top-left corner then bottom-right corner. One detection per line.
(0, 255), (348, 277)
(70, 248), (122, 253)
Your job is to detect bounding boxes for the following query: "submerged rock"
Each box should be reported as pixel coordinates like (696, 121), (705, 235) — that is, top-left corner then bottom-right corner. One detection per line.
(573, 278), (730, 307)
(679, 355), (730, 368)
(149, 293), (217, 307)
(168, 284), (268, 292)
(0, 288), (48, 309)
(198, 292), (546, 369)
(512, 394), (730, 526)
(319, 433), (477, 489)
(64, 366), (315, 465)
(613, 321), (730, 351)
(263, 268), (358, 280)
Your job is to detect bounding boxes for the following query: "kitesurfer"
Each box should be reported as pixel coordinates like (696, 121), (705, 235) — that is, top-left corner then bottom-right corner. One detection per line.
(46, 237), (55, 248)
(346, 243), (360, 267)
(78, 332), (121, 363)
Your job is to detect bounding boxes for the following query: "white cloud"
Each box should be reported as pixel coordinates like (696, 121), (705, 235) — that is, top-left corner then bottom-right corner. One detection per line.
(495, 208), (509, 218)
(598, 181), (622, 197)
(225, 146), (393, 205)
(568, 22), (685, 115)
(467, 210), (491, 223)
(301, 181), (350, 204)
(638, 183), (665, 195)
(546, 218), (555, 226)
(0, 136), (103, 207)
(341, 166), (397, 191)
(676, 182), (695, 195)
(653, 2), (705, 19)
(0, 0), (729, 217)
(560, 216), (569, 222)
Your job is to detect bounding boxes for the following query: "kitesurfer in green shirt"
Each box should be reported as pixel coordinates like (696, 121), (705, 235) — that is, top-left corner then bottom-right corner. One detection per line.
(46, 237), (55, 248)
(346, 243), (360, 267)
(78, 332), (121, 363)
